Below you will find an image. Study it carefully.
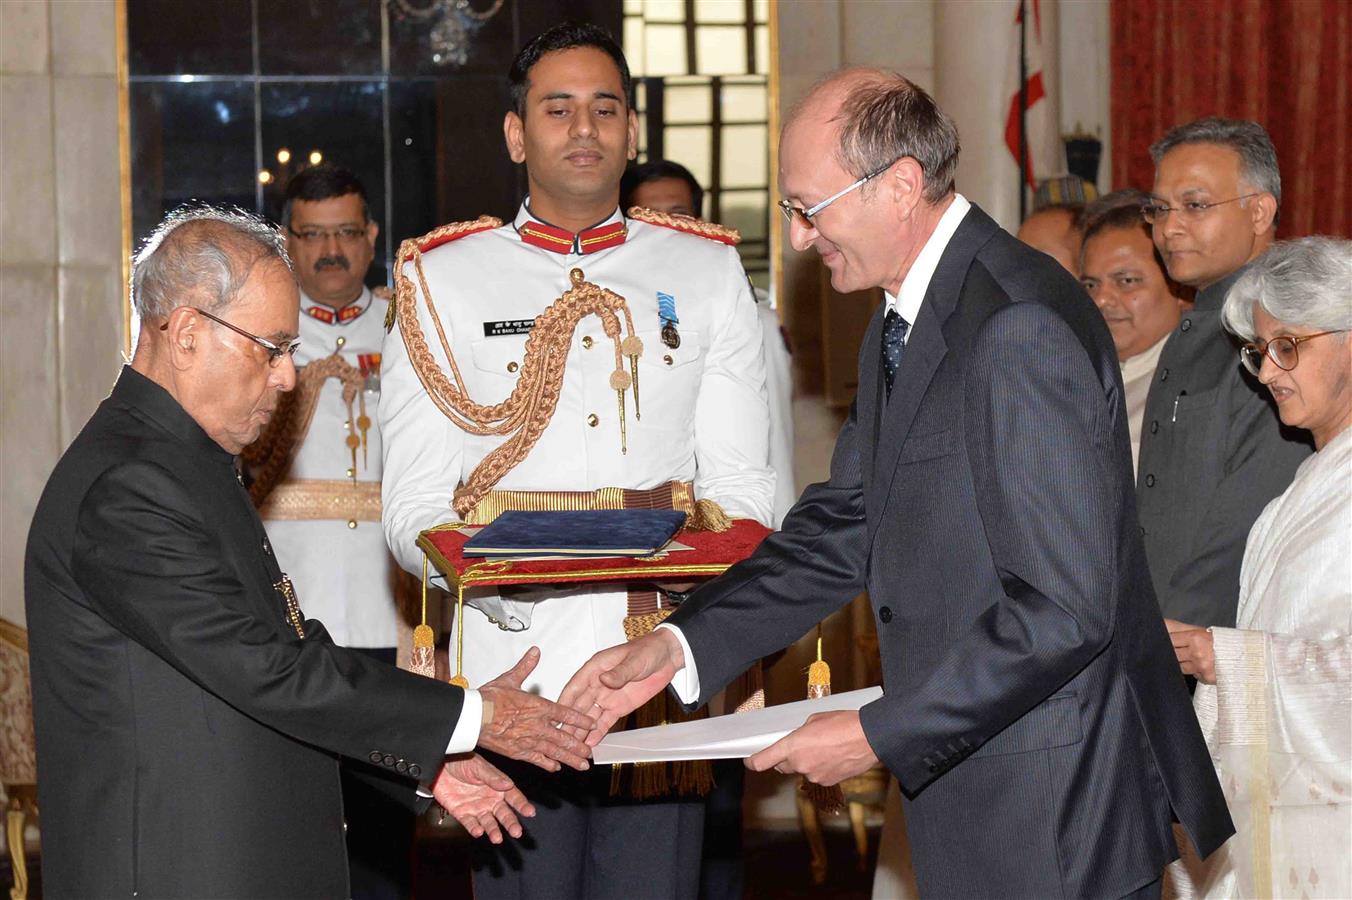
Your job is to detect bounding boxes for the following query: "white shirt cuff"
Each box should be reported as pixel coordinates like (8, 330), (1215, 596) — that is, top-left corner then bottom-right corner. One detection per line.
(656, 623), (701, 705)
(446, 688), (482, 755)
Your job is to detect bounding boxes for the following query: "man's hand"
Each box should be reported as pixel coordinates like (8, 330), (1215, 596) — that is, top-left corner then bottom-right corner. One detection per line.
(559, 629), (685, 746)
(431, 753), (534, 844)
(746, 710), (879, 786)
(478, 647), (596, 772)
(1165, 619), (1217, 684)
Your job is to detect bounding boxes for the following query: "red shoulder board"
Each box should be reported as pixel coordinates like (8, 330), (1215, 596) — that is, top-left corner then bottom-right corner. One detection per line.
(416, 216), (502, 253)
(627, 207), (740, 246)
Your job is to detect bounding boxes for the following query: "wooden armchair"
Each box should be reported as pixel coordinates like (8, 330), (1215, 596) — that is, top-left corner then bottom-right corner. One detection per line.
(0, 620), (37, 900)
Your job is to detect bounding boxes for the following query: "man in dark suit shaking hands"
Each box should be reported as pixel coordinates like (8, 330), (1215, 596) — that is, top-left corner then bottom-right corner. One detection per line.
(563, 69), (1234, 899)
(24, 207), (595, 899)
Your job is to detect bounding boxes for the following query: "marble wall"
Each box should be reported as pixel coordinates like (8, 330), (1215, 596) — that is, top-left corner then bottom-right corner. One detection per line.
(1, 0), (124, 626)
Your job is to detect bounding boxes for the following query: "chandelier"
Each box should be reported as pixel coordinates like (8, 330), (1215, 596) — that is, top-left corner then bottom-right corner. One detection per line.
(389, 0), (506, 67)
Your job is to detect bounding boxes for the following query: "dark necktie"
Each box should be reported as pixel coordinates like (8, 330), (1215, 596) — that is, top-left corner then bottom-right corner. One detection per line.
(882, 308), (910, 399)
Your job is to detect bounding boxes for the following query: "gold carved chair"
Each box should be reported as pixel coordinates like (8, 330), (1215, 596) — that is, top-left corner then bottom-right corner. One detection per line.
(0, 620), (37, 900)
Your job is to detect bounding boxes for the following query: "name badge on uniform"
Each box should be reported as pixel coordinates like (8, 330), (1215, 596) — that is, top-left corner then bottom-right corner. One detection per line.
(657, 292), (680, 349)
(483, 319), (536, 337)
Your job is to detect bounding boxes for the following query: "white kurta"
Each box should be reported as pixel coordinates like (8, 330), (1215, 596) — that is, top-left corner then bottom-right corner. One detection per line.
(262, 287), (403, 649)
(1121, 335), (1169, 476)
(1168, 425), (1352, 899)
(380, 205), (774, 698)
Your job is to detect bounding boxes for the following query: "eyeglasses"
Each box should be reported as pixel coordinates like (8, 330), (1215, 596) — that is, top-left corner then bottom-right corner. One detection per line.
(1238, 330), (1344, 377)
(1141, 194), (1261, 225)
(161, 307), (301, 367)
(287, 225), (368, 245)
(778, 158), (900, 228)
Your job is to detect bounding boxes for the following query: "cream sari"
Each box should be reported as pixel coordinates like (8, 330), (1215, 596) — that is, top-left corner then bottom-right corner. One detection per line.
(1169, 426), (1351, 899)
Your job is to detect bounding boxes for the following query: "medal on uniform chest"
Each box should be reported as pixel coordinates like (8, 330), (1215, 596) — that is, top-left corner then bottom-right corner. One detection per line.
(658, 291), (680, 348)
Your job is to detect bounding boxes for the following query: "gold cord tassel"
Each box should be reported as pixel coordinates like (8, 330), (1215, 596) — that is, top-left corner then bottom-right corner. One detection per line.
(687, 497), (732, 533)
(410, 556), (436, 678)
(801, 625), (845, 813)
(448, 580), (468, 689)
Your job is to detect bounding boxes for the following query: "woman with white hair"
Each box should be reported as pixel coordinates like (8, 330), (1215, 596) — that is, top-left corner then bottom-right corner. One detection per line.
(1165, 236), (1352, 899)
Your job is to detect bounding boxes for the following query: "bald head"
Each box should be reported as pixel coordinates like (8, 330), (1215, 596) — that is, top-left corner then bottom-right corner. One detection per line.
(785, 68), (960, 204)
(1017, 206), (1083, 277)
(133, 207), (293, 323)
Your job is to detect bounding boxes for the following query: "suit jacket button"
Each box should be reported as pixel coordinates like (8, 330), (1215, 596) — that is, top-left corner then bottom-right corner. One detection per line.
(369, 750), (383, 764)
(1145, 474), (1156, 487)
(408, 763), (422, 778)
(1150, 420), (1159, 434)
(878, 606), (893, 624)
(383, 753), (396, 767)
(1180, 318), (1192, 332)
(395, 760), (408, 774)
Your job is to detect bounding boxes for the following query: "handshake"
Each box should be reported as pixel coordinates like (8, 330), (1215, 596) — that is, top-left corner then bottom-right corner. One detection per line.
(429, 629), (687, 843)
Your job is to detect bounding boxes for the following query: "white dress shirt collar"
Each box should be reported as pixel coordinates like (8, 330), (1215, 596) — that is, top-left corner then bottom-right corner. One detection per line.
(883, 193), (971, 334)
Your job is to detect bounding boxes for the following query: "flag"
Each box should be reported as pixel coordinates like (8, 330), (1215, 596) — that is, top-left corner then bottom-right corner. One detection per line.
(1004, 0), (1060, 188)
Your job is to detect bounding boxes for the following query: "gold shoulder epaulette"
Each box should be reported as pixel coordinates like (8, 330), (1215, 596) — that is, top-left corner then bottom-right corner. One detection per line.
(627, 207), (741, 246)
(386, 216), (503, 332)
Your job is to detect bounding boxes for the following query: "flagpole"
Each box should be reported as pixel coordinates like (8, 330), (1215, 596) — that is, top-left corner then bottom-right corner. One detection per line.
(1018, 0), (1028, 221)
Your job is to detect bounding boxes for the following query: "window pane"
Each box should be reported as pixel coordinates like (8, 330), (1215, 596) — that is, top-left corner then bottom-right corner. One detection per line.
(695, 26), (746, 76)
(694, 0), (745, 24)
(644, 24), (688, 76)
(664, 84), (712, 124)
(127, 0), (252, 75)
(643, 0), (686, 21)
(663, 126), (712, 189)
(130, 81), (256, 242)
(721, 124), (768, 187)
(753, 0), (769, 23)
(257, 0), (381, 76)
(755, 25), (768, 75)
(624, 16), (648, 76)
(720, 189), (768, 240)
(624, 0), (645, 13)
(722, 82), (766, 123)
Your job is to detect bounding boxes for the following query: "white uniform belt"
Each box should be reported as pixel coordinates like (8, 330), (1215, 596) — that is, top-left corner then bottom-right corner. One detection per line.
(257, 478), (381, 522)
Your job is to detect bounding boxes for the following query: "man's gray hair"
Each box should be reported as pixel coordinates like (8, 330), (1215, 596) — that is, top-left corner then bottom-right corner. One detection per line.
(832, 72), (960, 204)
(132, 205), (291, 321)
(1150, 117), (1282, 214)
(1222, 236), (1352, 341)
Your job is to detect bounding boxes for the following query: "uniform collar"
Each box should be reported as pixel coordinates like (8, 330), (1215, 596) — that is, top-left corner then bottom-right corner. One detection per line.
(302, 286), (372, 325)
(112, 366), (236, 464)
(513, 202), (627, 256)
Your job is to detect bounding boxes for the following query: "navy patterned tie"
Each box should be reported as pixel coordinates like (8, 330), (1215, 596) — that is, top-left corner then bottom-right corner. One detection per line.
(882, 308), (909, 399)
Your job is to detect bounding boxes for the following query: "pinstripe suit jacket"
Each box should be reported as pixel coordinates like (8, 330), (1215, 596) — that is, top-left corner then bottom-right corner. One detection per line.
(666, 204), (1233, 899)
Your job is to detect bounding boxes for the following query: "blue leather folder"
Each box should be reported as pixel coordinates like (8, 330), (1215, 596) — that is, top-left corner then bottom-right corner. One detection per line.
(461, 509), (689, 558)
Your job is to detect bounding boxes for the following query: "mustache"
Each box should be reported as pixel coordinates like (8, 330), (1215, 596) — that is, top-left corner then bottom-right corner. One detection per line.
(314, 255), (350, 272)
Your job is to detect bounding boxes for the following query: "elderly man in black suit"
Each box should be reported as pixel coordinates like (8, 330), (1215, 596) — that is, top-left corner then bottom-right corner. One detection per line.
(563, 69), (1234, 899)
(23, 207), (595, 899)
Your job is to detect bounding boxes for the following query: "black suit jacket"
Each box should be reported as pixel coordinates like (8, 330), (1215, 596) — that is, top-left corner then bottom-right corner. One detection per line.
(667, 204), (1233, 899)
(24, 367), (465, 899)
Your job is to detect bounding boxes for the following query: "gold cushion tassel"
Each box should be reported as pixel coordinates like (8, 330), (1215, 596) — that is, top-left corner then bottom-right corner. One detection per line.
(610, 603), (714, 801)
(801, 624), (845, 813)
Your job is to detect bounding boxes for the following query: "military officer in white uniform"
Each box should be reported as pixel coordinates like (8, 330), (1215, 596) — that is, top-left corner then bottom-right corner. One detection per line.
(250, 164), (410, 900)
(380, 23), (772, 900)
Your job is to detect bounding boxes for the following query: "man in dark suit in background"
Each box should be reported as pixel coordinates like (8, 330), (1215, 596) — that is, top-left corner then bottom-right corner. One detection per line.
(23, 207), (594, 899)
(1136, 119), (1312, 662)
(564, 69), (1233, 899)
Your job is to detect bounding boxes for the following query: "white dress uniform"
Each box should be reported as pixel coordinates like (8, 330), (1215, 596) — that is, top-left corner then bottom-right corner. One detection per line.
(753, 287), (796, 526)
(380, 203), (775, 701)
(263, 286), (401, 649)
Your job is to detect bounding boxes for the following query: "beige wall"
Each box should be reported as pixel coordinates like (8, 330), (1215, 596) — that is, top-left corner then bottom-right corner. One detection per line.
(1, 0), (123, 625)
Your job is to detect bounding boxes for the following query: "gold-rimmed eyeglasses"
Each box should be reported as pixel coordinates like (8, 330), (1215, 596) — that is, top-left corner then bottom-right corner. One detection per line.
(778, 158), (900, 228)
(161, 307), (301, 367)
(1141, 194), (1261, 225)
(1239, 330), (1344, 377)
(287, 225), (368, 245)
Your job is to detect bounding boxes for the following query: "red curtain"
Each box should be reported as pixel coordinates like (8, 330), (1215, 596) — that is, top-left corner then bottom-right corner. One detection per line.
(1111, 0), (1350, 238)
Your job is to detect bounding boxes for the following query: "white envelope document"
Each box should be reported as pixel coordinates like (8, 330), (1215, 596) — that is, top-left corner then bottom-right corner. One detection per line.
(592, 686), (884, 764)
